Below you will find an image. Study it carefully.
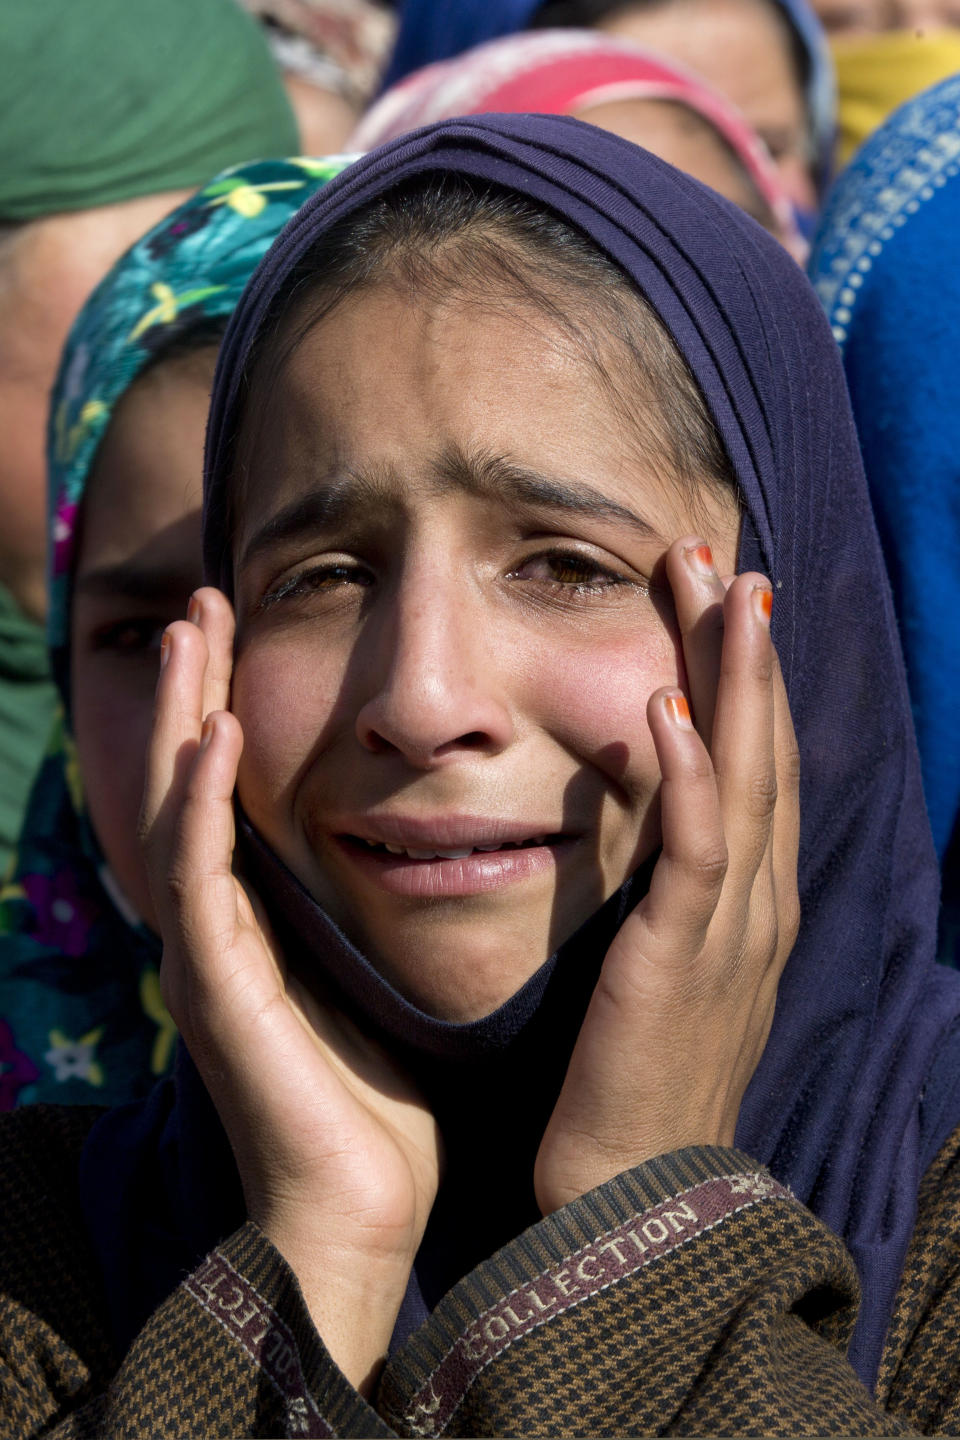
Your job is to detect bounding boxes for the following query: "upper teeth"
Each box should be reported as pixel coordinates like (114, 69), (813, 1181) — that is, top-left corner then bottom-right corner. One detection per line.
(373, 837), (548, 859)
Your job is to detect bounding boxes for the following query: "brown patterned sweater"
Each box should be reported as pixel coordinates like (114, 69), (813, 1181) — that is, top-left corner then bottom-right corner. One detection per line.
(2, 1104), (958, 1438)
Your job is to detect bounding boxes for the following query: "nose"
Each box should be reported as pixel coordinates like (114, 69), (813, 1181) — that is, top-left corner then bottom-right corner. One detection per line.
(354, 562), (514, 766)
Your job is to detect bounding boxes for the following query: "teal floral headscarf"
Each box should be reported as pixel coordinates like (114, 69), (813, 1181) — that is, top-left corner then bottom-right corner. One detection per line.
(0, 156), (351, 1109)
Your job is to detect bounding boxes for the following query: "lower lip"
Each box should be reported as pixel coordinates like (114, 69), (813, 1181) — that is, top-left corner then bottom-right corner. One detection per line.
(333, 836), (569, 897)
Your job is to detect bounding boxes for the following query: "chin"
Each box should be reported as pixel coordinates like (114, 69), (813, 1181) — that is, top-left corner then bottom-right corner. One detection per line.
(366, 925), (551, 1022)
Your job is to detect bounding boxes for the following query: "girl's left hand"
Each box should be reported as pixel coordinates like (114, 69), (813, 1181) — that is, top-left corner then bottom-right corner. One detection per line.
(534, 537), (801, 1214)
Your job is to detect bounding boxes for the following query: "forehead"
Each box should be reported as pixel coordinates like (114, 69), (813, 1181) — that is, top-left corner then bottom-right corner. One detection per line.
(576, 97), (762, 222)
(598, 0), (805, 127)
(815, 0), (960, 28)
(235, 283), (735, 552)
(78, 352), (213, 574)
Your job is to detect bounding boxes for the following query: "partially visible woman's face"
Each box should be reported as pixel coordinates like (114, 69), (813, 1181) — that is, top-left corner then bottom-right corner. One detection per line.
(0, 191), (192, 621)
(573, 96), (775, 228)
(813, 0), (960, 33)
(231, 283), (740, 1022)
(282, 72), (360, 154)
(71, 350), (212, 925)
(595, 0), (817, 212)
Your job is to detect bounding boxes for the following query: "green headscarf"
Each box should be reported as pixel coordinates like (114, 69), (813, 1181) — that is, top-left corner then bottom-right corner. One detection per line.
(0, 0), (298, 221)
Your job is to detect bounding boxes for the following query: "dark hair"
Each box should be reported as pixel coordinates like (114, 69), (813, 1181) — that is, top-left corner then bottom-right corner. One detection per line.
(530, 0), (812, 105)
(136, 318), (228, 379)
(235, 171), (737, 534)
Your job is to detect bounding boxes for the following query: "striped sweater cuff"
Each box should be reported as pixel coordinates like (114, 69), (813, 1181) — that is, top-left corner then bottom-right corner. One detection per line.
(378, 1146), (793, 1436)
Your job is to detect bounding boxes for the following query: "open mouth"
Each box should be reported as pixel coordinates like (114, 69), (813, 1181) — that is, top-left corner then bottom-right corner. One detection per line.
(343, 834), (567, 860)
(334, 829), (574, 897)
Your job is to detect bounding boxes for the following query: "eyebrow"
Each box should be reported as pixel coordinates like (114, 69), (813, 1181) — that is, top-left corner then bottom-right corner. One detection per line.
(437, 448), (663, 539)
(238, 471), (391, 572)
(238, 445), (662, 573)
(73, 559), (200, 602)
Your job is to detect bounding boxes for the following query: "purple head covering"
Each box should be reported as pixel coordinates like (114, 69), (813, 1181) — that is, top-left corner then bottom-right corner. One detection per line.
(199, 114), (960, 1386)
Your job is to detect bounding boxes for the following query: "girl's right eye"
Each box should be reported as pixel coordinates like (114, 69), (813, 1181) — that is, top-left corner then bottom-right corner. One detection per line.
(258, 561), (374, 610)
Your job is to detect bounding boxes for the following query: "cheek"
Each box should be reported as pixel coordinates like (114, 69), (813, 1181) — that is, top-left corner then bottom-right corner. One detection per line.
(520, 613), (682, 801)
(71, 667), (157, 914)
(232, 637), (348, 820)
(73, 678), (152, 823)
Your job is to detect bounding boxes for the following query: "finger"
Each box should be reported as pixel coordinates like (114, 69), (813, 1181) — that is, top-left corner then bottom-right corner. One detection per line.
(139, 619), (210, 868)
(165, 709), (246, 992)
(187, 586), (235, 719)
(710, 572), (777, 888)
(769, 647), (801, 958)
(621, 687), (727, 959)
(665, 536), (729, 749)
(160, 710), (254, 1055)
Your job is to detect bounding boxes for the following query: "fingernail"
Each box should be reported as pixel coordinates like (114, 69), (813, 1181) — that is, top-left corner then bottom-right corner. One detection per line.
(186, 594), (201, 626)
(664, 692), (693, 728)
(684, 541), (715, 576)
(199, 718), (214, 750)
(160, 632), (171, 669)
(753, 585), (773, 625)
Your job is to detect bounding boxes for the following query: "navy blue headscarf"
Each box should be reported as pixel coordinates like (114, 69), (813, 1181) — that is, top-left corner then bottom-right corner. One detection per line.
(85, 115), (960, 1394)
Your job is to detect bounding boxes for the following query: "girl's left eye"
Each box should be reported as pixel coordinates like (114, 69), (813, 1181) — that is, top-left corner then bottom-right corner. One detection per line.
(508, 550), (636, 596)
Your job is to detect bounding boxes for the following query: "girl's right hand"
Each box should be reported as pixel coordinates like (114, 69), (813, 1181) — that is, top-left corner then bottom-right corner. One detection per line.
(138, 586), (441, 1395)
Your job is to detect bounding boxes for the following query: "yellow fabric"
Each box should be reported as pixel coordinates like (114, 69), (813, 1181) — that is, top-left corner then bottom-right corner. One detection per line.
(833, 29), (960, 165)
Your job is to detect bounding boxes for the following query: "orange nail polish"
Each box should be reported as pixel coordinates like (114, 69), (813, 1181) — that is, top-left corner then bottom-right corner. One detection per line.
(199, 718), (214, 749)
(755, 586), (773, 623)
(186, 594), (201, 625)
(160, 633), (171, 669)
(685, 542), (715, 574)
(665, 692), (693, 728)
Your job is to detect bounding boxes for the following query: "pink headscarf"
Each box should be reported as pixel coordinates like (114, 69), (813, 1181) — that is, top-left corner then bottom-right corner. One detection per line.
(351, 29), (803, 255)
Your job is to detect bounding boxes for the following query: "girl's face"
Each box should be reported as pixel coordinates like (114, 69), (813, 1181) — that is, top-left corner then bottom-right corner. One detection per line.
(71, 352), (211, 924)
(231, 285), (740, 1022)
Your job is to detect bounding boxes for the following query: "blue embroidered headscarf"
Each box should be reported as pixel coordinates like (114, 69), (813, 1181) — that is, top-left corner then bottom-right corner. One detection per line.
(0, 157), (351, 1112)
(809, 75), (960, 966)
(379, 0), (836, 194)
(198, 114), (960, 1387)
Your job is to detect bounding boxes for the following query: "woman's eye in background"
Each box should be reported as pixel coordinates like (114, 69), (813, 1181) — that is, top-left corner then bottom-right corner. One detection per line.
(88, 617), (168, 655)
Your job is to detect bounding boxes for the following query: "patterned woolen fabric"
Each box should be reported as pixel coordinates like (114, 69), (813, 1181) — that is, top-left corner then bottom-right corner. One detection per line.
(6, 1104), (960, 1435)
